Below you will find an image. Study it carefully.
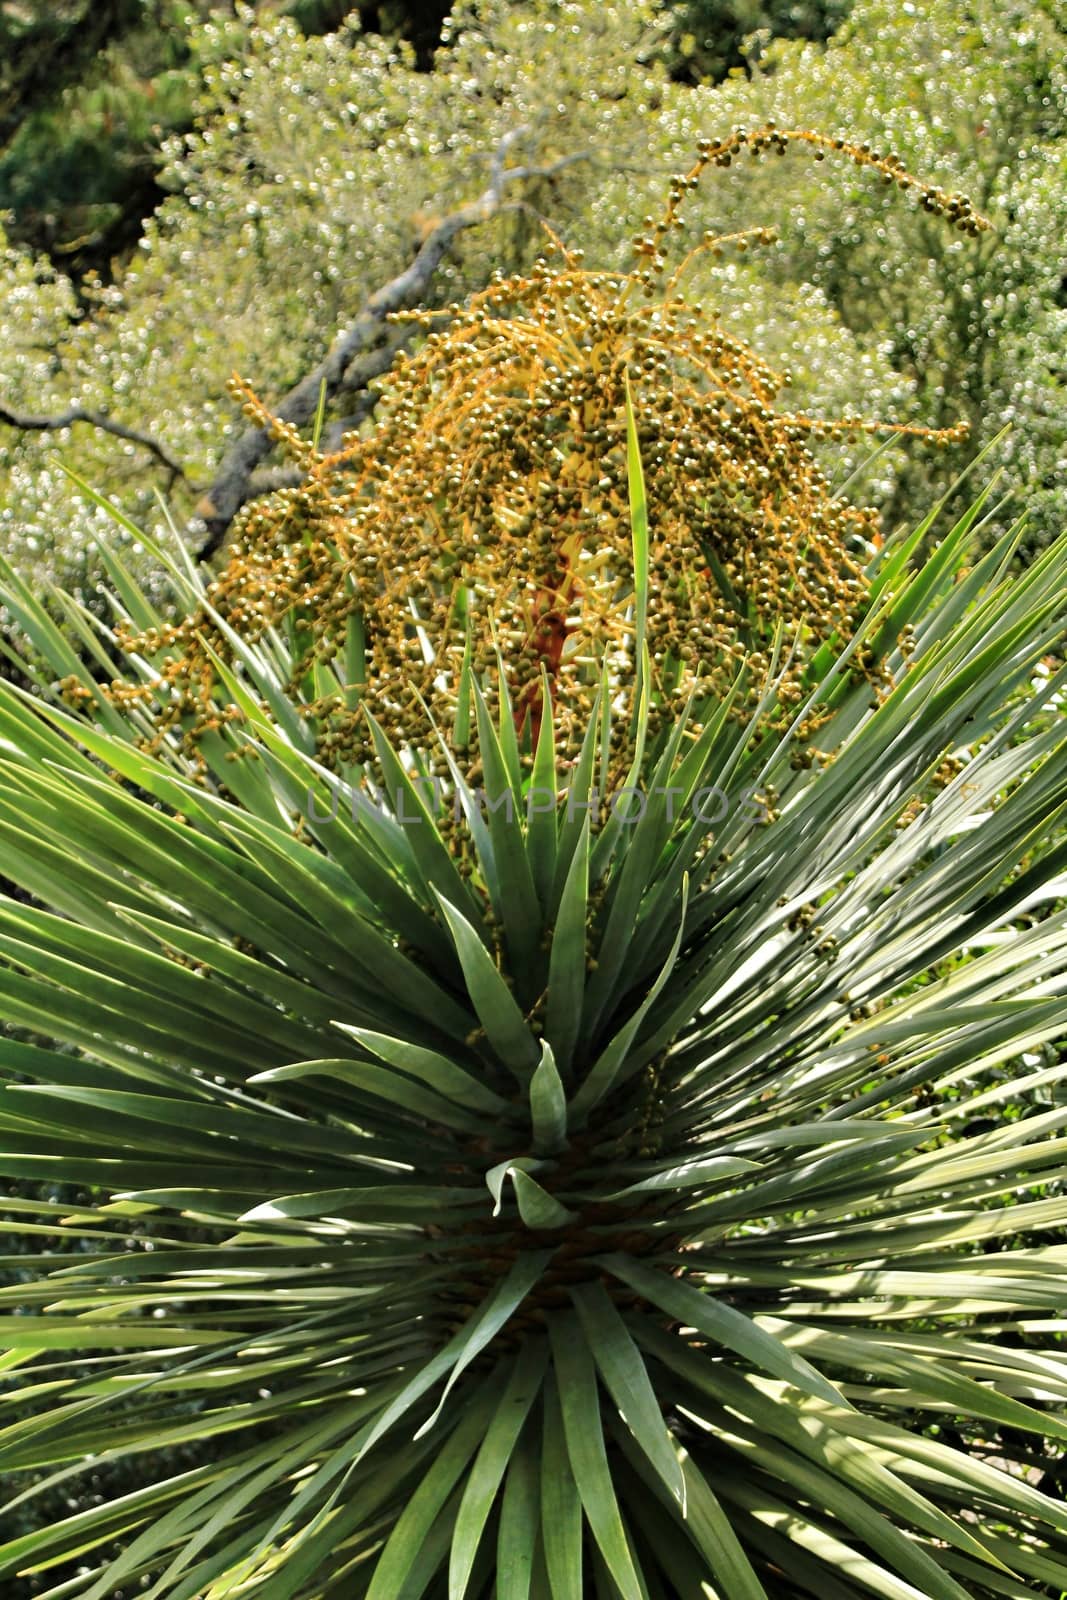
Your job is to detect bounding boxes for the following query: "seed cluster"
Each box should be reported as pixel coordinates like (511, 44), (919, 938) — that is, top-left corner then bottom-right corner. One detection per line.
(96, 129), (988, 778)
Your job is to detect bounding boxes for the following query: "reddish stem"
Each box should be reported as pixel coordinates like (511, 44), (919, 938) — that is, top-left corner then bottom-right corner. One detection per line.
(516, 562), (577, 746)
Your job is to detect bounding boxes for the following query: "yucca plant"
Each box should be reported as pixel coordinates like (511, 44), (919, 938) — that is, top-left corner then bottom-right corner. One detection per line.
(1, 132), (1066, 1600)
(0, 444), (1066, 1598)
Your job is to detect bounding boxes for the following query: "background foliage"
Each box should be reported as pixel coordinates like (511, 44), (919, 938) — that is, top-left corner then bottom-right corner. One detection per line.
(0, 0), (1063, 605)
(0, 1), (454, 271)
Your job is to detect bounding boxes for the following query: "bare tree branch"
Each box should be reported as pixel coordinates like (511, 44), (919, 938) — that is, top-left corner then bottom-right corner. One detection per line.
(194, 130), (588, 559)
(0, 400), (190, 483)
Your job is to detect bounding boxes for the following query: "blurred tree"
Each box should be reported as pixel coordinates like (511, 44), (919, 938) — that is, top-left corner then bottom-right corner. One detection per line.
(1, 2), (222, 273)
(0, 0), (139, 143)
(0, 0), (912, 598)
(0, 1), (453, 277)
(656, 0), (1067, 548)
(0, 0), (858, 282)
(0, 0), (1062, 606)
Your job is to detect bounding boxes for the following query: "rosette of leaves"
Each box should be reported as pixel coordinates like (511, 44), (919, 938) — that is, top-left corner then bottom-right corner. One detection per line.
(0, 455), (1066, 1599)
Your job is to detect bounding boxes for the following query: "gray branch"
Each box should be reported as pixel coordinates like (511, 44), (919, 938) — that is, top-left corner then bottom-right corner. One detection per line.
(0, 400), (189, 483)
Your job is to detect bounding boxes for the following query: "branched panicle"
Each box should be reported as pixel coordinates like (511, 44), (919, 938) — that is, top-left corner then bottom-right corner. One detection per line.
(89, 128), (987, 779)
